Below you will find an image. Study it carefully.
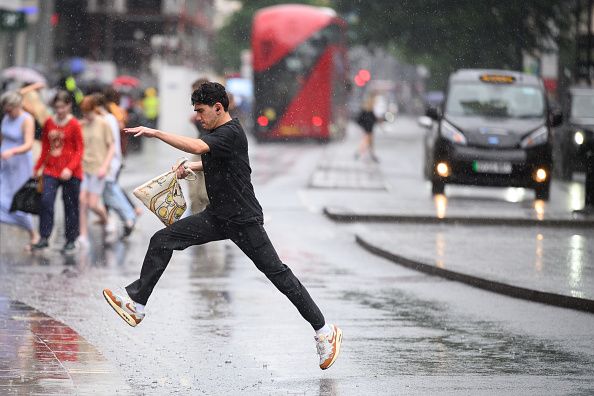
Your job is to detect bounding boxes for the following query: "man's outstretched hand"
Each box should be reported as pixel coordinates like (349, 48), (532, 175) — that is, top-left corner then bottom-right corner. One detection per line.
(124, 126), (158, 138)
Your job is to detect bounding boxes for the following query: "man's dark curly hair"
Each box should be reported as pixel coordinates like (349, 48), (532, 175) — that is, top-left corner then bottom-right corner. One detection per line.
(191, 81), (229, 111)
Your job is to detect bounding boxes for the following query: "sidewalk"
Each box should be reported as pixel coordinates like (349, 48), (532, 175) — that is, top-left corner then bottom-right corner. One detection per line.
(0, 293), (129, 395)
(316, 117), (594, 312)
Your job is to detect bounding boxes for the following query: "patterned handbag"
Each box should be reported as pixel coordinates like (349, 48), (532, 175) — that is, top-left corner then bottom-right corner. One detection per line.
(133, 158), (195, 226)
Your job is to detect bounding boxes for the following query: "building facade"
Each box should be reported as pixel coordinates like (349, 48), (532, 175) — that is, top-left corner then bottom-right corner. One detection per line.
(1, 0), (214, 81)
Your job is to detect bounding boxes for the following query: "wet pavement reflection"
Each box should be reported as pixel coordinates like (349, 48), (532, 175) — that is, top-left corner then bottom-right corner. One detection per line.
(1, 118), (593, 394)
(362, 224), (594, 300)
(343, 289), (594, 376)
(188, 243), (233, 322)
(0, 295), (128, 395)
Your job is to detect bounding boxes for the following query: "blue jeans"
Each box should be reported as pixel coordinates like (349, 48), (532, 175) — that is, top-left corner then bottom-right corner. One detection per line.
(103, 181), (136, 224)
(39, 175), (81, 242)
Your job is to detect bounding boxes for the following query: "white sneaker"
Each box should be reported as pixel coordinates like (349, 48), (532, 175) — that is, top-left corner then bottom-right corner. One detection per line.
(102, 288), (145, 327)
(315, 324), (342, 370)
(104, 220), (118, 244)
(77, 235), (90, 248)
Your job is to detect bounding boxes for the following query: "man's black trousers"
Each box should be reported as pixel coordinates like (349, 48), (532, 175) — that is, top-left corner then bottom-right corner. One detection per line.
(126, 209), (326, 330)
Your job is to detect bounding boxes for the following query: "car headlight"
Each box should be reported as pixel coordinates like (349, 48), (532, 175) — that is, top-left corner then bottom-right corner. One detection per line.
(520, 125), (548, 148)
(574, 130), (584, 145)
(441, 120), (467, 145)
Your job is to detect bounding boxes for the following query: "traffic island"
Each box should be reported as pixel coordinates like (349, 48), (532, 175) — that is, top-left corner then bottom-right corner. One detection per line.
(354, 233), (594, 314)
(324, 207), (594, 228)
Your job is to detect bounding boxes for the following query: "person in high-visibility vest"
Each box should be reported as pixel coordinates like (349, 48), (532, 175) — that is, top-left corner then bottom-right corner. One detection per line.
(141, 87), (159, 129)
(63, 75), (84, 117)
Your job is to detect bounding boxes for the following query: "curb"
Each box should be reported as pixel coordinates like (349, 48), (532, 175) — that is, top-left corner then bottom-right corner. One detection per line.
(324, 207), (594, 228)
(355, 234), (594, 314)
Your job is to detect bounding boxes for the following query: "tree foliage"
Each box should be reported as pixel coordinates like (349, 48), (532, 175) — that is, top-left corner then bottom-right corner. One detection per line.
(216, 1), (575, 88)
(334, 0), (575, 88)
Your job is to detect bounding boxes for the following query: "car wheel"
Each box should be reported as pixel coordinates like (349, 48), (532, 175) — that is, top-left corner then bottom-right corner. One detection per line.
(431, 179), (445, 195)
(534, 183), (550, 201)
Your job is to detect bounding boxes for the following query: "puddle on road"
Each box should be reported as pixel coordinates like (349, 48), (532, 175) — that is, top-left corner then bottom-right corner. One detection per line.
(343, 289), (594, 376)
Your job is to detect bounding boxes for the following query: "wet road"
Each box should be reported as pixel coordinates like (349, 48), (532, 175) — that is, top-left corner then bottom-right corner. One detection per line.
(1, 118), (593, 395)
(358, 224), (594, 300)
(0, 295), (129, 394)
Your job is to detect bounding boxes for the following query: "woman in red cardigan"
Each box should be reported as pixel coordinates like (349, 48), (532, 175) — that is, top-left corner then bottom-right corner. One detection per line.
(31, 91), (84, 253)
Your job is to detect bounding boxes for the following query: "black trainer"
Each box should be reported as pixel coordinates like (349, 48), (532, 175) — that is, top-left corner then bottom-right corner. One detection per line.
(61, 241), (76, 254)
(31, 238), (49, 250)
(123, 222), (135, 238)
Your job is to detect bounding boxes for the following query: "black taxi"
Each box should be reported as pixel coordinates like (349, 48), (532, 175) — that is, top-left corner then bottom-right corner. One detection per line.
(423, 69), (562, 200)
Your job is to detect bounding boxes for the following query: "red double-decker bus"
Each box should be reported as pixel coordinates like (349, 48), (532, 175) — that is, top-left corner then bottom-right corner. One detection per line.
(251, 4), (348, 141)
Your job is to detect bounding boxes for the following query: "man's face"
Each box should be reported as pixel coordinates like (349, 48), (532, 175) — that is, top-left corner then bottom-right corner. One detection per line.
(194, 103), (220, 131)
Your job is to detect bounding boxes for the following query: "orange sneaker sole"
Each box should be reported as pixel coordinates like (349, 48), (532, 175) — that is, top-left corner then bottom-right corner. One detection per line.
(103, 290), (138, 327)
(321, 326), (342, 370)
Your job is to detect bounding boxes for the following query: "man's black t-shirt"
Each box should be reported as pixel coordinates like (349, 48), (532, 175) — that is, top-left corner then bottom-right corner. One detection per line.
(200, 118), (263, 224)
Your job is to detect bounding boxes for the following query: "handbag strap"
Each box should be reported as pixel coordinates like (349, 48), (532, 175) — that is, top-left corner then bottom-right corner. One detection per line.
(173, 157), (198, 181)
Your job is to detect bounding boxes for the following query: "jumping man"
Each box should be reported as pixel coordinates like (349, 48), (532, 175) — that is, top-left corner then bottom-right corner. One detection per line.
(102, 82), (342, 370)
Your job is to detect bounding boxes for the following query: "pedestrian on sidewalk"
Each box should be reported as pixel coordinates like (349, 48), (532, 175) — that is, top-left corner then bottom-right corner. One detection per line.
(0, 90), (39, 249)
(355, 95), (379, 162)
(141, 87), (159, 129)
(78, 95), (116, 246)
(31, 91), (84, 253)
(94, 93), (137, 238)
(103, 82), (342, 370)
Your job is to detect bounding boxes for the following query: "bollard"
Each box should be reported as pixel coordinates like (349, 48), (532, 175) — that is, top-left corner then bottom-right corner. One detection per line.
(585, 144), (594, 208)
(574, 134), (594, 215)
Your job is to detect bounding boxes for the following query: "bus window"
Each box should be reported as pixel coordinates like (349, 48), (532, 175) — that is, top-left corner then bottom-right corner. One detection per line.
(252, 5), (348, 140)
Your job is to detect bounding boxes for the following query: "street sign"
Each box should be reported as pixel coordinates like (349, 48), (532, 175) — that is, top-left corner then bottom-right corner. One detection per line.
(0, 9), (26, 31)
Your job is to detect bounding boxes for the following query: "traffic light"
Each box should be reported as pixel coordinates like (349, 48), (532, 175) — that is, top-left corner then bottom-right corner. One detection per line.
(354, 69), (371, 87)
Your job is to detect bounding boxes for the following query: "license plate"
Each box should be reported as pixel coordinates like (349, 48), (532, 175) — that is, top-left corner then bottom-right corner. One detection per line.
(472, 161), (512, 174)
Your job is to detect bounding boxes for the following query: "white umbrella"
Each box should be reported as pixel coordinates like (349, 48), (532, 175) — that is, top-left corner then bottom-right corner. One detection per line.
(1, 66), (47, 84)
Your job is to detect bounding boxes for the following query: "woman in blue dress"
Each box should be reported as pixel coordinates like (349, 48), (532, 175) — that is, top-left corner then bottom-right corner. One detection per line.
(0, 90), (39, 248)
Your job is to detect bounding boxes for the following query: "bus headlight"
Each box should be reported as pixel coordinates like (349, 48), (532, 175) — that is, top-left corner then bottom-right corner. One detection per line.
(574, 130), (584, 145)
(257, 115), (269, 127)
(520, 126), (548, 148)
(441, 120), (467, 145)
(311, 116), (323, 127)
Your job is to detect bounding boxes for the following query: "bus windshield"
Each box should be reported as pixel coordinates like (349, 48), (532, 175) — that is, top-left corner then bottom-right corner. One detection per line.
(446, 83), (545, 118)
(254, 24), (342, 122)
(571, 93), (594, 119)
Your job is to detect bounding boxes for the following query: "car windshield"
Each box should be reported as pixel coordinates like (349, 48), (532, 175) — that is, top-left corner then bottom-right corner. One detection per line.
(446, 83), (545, 118)
(571, 93), (594, 119)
